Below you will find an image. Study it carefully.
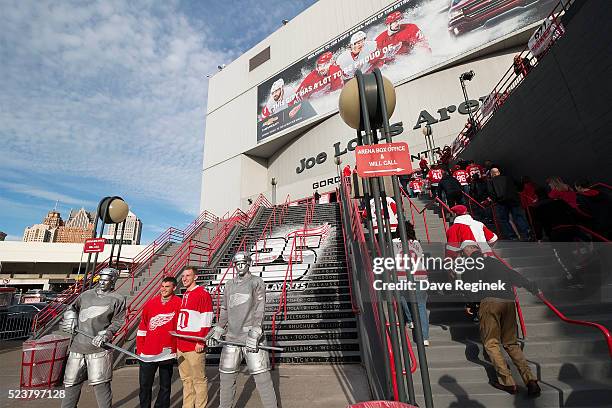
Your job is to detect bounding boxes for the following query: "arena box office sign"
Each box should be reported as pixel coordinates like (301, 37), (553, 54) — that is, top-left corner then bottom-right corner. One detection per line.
(256, 0), (555, 142)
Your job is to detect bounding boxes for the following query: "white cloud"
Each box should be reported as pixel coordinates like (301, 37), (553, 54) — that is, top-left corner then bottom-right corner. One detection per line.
(0, 0), (237, 216)
(0, 182), (96, 208)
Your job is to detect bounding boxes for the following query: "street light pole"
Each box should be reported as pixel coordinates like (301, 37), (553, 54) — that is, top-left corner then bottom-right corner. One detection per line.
(271, 178), (277, 205)
(459, 70), (476, 130)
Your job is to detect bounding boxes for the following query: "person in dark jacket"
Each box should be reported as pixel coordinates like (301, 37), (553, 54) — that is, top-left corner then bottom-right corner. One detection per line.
(469, 174), (492, 223)
(487, 167), (530, 240)
(460, 243), (541, 397)
(439, 170), (464, 207)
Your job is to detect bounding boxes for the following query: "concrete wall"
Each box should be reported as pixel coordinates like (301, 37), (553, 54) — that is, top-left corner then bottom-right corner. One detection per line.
(203, 49), (520, 214)
(460, 0), (612, 185)
(0, 241), (146, 263)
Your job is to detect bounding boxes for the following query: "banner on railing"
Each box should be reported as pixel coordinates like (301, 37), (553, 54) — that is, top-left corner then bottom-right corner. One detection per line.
(528, 17), (566, 57)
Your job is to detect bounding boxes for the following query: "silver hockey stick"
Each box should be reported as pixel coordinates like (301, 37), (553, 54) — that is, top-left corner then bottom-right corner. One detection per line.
(170, 331), (284, 352)
(75, 329), (173, 363)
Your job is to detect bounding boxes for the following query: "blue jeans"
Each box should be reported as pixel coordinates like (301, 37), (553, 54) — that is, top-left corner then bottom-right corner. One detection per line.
(401, 288), (429, 341)
(495, 204), (530, 239)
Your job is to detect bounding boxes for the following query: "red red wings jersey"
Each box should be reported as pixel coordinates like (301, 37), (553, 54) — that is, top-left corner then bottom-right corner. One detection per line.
(376, 24), (430, 62)
(466, 164), (485, 179)
(136, 295), (181, 360)
(176, 286), (213, 352)
(427, 169), (443, 185)
(296, 65), (343, 100)
(408, 180), (422, 192)
(453, 170), (469, 185)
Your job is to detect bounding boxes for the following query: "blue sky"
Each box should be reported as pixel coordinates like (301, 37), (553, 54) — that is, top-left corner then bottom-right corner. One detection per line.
(0, 0), (316, 243)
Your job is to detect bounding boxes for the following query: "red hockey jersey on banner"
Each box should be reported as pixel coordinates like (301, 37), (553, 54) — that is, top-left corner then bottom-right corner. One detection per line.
(176, 286), (213, 352)
(296, 65), (343, 100)
(136, 295), (181, 360)
(445, 214), (497, 257)
(376, 24), (430, 63)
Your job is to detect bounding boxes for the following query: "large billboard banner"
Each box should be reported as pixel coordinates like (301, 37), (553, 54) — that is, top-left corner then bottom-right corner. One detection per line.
(256, 0), (555, 142)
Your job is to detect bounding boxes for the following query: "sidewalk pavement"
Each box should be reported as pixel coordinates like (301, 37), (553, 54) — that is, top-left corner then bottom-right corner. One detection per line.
(0, 341), (370, 408)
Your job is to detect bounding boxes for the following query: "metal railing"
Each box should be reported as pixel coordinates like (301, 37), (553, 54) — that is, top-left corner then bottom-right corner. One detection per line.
(450, 0), (575, 159)
(114, 196), (271, 345)
(30, 210), (220, 337)
(1, 311), (34, 341)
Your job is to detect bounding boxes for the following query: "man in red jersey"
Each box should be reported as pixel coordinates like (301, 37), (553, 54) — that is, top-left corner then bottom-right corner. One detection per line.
(466, 160), (486, 181)
(453, 164), (470, 195)
(427, 165), (444, 199)
(295, 51), (343, 101)
(176, 266), (213, 408)
(137, 277), (182, 408)
(376, 10), (430, 64)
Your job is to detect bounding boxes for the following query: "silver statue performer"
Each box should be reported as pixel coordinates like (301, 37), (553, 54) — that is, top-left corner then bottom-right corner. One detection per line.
(59, 267), (126, 408)
(205, 251), (278, 408)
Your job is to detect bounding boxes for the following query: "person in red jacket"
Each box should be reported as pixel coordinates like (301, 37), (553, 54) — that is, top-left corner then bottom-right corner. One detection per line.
(427, 165), (444, 199)
(376, 10), (430, 64)
(176, 266), (213, 408)
(445, 205), (497, 259)
(453, 164), (470, 195)
(295, 51), (343, 101)
(466, 160), (485, 181)
(137, 276), (182, 408)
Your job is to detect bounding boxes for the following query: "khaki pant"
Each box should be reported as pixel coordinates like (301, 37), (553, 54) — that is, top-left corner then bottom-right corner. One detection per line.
(479, 298), (536, 387)
(177, 350), (208, 408)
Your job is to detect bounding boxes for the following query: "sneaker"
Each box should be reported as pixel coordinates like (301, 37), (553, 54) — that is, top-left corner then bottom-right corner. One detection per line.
(407, 322), (414, 329)
(527, 380), (541, 398)
(490, 382), (518, 395)
(423, 340), (430, 346)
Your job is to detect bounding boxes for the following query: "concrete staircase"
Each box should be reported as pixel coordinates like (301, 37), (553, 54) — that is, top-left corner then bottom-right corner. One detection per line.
(404, 197), (612, 407)
(199, 203), (361, 365)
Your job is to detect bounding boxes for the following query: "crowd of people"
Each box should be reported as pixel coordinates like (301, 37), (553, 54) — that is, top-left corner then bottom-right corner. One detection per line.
(400, 156), (611, 242)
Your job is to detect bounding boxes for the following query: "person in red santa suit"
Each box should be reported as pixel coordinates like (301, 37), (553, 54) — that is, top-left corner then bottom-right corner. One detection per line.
(453, 164), (470, 195)
(295, 51), (343, 101)
(376, 10), (431, 64)
(445, 205), (497, 259)
(137, 277), (182, 408)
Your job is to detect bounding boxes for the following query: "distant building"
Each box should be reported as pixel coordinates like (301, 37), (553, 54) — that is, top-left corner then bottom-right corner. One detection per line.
(0, 231), (8, 241)
(55, 208), (95, 243)
(104, 211), (142, 244)
(43, 210), (64, 229)
(23, 224), (55, 242)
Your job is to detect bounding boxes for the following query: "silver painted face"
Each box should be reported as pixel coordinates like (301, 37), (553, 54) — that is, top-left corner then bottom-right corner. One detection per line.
(235, 261), (249, 276)
(98, 275), (114, 292)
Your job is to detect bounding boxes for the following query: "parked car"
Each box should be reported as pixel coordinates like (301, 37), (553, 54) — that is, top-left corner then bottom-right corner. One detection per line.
(0, 303), (46, 340)
(448, 0), (554, 36)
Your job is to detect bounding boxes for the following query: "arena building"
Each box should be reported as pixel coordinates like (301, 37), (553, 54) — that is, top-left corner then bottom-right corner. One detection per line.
(201, 0), (557, 215)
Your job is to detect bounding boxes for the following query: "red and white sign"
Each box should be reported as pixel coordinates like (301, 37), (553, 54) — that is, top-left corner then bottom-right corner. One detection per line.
(83, 238), (105, 253)
(528, 18), (565, 57)
(355, 142), (412, 178)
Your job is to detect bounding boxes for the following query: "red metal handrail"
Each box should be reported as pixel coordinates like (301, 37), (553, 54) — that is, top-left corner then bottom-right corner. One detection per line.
(552, 225), (611, 242)
(450, 0), (573, 159)
(538, 293), (612, 358)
